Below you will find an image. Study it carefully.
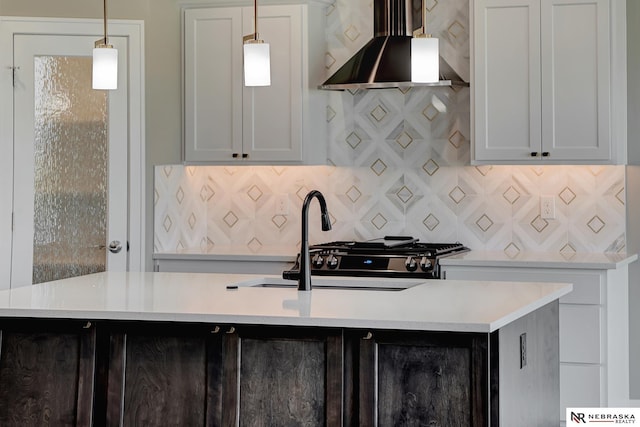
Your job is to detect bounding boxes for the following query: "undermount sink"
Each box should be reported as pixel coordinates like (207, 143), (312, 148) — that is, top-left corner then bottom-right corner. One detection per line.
(228, 277), (423, 291)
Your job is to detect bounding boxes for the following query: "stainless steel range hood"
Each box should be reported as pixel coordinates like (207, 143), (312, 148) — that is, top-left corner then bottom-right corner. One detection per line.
(320, 0), (469, 90)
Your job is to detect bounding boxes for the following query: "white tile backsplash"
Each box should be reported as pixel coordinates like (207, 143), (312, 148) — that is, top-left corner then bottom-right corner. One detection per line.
(154, 164), (625, 254)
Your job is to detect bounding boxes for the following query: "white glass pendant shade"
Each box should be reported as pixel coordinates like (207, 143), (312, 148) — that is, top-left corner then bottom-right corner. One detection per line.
(92, 46), (118, 90)
(243, 42), (271, 87)
(411, 37), (439, 83)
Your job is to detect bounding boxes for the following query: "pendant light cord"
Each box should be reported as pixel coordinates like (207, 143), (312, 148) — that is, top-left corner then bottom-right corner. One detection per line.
(253, 0), (258, 41)
(102, 0), (108, 45)
(420, 0), (427, 35)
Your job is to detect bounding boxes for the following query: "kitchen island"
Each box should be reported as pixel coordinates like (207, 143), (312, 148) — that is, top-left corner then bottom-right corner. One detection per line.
(0, 272), (572, 426)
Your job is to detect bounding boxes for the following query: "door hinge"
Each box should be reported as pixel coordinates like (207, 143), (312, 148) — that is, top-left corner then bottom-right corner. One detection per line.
(9, 66), (20, 87)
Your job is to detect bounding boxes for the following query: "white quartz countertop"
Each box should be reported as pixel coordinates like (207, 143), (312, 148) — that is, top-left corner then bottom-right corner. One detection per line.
(439, 251), (637, 270)
(0, 272), (572, 333)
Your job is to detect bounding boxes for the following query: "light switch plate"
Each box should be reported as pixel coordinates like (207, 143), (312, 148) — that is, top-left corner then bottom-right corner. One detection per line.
(275, 194), (289, 215)
(541, 195), (555, 219)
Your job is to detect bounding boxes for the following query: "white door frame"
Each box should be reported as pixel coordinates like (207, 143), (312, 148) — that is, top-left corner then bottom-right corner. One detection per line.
(0, 17), (146, 289)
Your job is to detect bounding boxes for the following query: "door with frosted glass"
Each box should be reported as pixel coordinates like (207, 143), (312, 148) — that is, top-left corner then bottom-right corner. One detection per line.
(11, 34), (128, 287)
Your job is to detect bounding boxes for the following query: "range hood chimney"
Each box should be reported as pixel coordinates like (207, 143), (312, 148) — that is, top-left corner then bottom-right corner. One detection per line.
(321, 0), (468, 90)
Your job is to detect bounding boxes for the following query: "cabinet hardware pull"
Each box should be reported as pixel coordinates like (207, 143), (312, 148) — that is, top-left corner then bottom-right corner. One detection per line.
(242, 153), (248, 159)
(232, 153), (239, 158)
(226, 326), (236, 334)
(211, 326), (221, 334)
(363, 331), (373, 340)
(530, 152), (539, 157)
(541, 152), (550, 157)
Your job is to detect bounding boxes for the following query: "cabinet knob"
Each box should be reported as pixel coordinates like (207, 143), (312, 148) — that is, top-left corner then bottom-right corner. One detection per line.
(541, 152), (550, 157)
(530, 152), (539, 157)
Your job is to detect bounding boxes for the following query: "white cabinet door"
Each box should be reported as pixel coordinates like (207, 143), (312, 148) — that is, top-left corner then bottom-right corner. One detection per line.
(242, 5), (303, 162)
(472, 0), (617, 164)
(184, 5), (314, 164)
(184, 7), (243, 161)
(560, 364), (602, 422)
(559, 304), (601, 364)
(473, 0), (542, 162)
(541, 0), (611, 161)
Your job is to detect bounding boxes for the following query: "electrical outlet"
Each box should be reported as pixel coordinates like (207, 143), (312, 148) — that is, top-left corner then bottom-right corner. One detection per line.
(520, 333), (527, 369)
(541, 195), (555, 219)
(275, 194), (289, 215)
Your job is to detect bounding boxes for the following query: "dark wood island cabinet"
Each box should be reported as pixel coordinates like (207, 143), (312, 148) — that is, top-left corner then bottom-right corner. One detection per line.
(0, 301), (559, 427)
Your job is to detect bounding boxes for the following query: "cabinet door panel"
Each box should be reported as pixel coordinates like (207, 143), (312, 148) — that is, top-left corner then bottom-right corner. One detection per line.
(559, 304), (601, 363)
(240, 338), (326, 425)
(243, 6), (303, 162)
(541, 0), (610, 160)
(224, 327), (343, 426)
(122, 335), (208, 425)
(102, 324), (223, 426)
(358, 331), (487, 427)
(560, 364), (602, 422)
(378, 344), (471, 426)
(0, 321), (96, 426)
(184, 8), (243, 161)
(474, 0), (541, 161)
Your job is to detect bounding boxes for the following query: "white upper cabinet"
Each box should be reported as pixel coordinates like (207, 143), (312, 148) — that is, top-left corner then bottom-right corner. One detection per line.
(472, 0), (627, 164)
(183, 3), (327, 164)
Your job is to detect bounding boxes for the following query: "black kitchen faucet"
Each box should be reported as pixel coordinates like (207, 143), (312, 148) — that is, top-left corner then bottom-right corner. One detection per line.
(298, 190), (332, 291)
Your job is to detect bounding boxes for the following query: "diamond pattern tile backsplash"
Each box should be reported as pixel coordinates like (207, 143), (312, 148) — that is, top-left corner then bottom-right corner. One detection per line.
(154, 164), (625, 254)
(154, 0), (626, 255)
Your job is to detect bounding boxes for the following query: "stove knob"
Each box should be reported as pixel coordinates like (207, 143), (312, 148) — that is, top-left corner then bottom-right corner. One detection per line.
(312, 254), (325, 268)
(327, 255), (339, 269)
(419, 256), (432, 271)
(405, 256), (418, 272)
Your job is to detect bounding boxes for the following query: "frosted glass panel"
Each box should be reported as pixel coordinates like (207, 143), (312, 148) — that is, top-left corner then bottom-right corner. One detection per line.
(32, 56), (108, 284)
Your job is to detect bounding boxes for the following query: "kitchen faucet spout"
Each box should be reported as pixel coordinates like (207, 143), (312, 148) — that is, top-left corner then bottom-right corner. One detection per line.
(299, 190), (331, 291)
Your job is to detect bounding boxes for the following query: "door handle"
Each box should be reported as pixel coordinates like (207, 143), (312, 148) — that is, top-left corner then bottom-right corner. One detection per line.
(108, 240), (122, 254)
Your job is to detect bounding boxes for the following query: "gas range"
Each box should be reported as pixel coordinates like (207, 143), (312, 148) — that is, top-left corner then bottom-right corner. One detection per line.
(284, 236), (469, 280)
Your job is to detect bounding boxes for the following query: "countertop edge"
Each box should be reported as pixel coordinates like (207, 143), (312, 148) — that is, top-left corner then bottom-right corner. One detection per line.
(0, 309), (500, 333)
(488, 284), (571, 331)
(439, 252), (638, 270)
(153, 252), (296, 262)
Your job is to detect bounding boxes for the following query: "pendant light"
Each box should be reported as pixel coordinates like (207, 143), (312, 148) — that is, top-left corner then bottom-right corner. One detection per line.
(411, 0), (439, 83)
(92, 0), (118, 90)
(243, 0), (271, 87)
